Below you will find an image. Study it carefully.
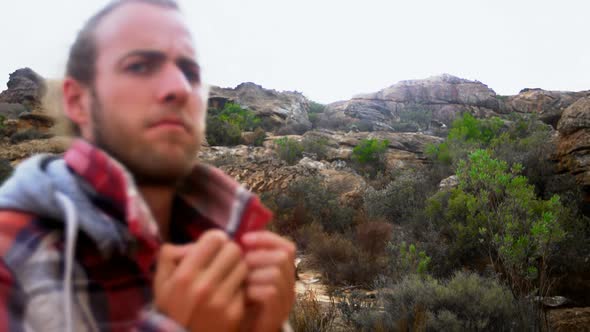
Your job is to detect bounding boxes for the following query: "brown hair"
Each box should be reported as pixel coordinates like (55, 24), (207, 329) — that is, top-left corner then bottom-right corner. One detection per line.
(64, 0), (180, 135)
(66, 0), (180, 85)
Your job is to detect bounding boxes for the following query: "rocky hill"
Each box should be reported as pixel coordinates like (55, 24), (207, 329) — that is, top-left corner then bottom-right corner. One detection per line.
(1, 68), (589, 205)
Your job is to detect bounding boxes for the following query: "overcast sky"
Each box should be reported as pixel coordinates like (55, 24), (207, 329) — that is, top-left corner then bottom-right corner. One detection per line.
(0, 0), (588, 103)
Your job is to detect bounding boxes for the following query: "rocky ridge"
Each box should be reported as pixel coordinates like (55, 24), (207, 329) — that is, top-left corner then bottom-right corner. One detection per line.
(209, 82), (312, 134)
(1, 67), (589, 207)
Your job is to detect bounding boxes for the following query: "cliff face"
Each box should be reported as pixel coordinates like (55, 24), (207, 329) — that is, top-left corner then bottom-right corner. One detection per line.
(557, 96), (590, 205)
(209, 82), (312, 134)
(319, 74), (590, 134)
(320, 74), (504, 133)
(2, 67), (589, 208)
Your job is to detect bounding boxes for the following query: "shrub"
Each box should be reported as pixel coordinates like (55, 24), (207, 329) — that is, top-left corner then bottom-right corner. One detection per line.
(286, 176), (354, 233)
(352, 138), (389, 164)
(337, 289), (385, 332)
(427, 149), (566, 297)
(251, 127), (267, 146)
(425, 113), (505, 170)
(393, 242), (431, 277)
(380, 272), (530, 331)
(393, 108), (433, 132)
(356, 221), (393, 259)
(290, 289), (338, 332)
(274, 137), (304, 165)
(206, 102), (261, 146)
(308, 101), (326, 115)
(363, 170), (433, 224)
(261, 176), (355, 240)
(302, 136), (329, 160)
(308, 230), (388, 287)
(351, 138), (389, 177)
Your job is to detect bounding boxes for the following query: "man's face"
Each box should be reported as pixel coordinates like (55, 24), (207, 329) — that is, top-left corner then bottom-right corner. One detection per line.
(87, 3), (206, 185)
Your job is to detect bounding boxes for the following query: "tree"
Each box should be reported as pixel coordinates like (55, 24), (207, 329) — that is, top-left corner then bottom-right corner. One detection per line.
(429, 149), (565, 298)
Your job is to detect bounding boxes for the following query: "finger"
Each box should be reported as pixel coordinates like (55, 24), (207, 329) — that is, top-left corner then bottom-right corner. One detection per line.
(173, 230), (229, 282)
(241, 231), (296, 255)
(246, 266), (283, 285)
(246, 284), (278, 304)
(225, 290), (246, 331)
(245, 249), (291, 269)
(245, 249), (295, 289)
(213, 260), (248, 306)
(198, 241), (244, 289)
(155, 244), (193, 291)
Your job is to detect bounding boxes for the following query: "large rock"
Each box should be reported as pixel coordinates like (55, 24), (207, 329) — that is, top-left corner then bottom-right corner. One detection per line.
(198, 145), (367, 206)
(209, 82), (312, 134)
(0, 137), (68, 162)
(298, 129), (443, 169)
(0, 68), (47, 110)
(556, 96), (590, 204)
(507, 88), (590, 128)
(0, 102), (28, 119)
(320, 74), (504, 133)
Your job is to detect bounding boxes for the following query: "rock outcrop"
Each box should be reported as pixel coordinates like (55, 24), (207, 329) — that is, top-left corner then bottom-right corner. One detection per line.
(0, 68), (47, 110)
(320, 74), (505, 133)
(508, 88), (590, 128)
(556, 96), (590, 204)
(209, 82), (312, 134)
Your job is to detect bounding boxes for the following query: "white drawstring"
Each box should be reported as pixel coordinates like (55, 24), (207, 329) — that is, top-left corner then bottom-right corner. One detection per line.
(55, 192), (79, 332)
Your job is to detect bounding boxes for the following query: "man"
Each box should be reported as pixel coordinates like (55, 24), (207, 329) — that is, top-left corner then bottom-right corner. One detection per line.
(0, 0), (296, 331)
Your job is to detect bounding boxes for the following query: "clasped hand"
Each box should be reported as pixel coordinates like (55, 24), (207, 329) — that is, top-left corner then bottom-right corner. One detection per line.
(154, 230), (296, 332)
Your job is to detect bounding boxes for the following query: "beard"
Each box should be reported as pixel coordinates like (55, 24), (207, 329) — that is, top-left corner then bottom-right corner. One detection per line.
(89, 90), (201, 187)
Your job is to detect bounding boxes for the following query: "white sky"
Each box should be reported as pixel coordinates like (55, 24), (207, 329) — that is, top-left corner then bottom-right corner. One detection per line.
(0, 0), (588, 103)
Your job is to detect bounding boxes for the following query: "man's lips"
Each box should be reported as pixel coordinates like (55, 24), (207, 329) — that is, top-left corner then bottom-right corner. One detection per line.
(149, 119), (190, 132)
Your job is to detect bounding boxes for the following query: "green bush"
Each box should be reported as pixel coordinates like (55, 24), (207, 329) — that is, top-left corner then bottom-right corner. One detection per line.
(393, 242), (431, 277)
(393, 108), (433, 132)
(427, 149), (566, 296)
(351, 138), (389, 177)
(379, 272), (531, 331)
(274, 137), (304, 165)
(352, 138), (389, 164)
(206, 102), (261, 146)
(302, 136), (329, 160)
(425, 113), (505, 170)
(261, 176), (355, 240)
(363, 170), (432, 224)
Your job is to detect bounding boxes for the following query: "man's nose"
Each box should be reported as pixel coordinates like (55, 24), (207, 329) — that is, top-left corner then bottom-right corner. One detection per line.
(157, 63), (191, 105)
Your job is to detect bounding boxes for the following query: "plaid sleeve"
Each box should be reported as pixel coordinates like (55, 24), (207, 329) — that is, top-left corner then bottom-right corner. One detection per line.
(0, 259), (26, 332)
(133, 308), (187, 332)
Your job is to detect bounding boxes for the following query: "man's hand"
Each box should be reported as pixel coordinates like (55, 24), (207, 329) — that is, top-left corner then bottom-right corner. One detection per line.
(241, 231), (296, 332)
(154, 230), (248, 332)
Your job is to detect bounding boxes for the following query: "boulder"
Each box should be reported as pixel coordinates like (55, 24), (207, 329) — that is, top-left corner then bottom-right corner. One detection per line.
(320, 74), (505, 133)
(209, 82), (312, 134)
(0, 102), (27, 119)
(556, 96), (590, 204)
(0, 68), (47, 110)
(507, 88), (590, 128)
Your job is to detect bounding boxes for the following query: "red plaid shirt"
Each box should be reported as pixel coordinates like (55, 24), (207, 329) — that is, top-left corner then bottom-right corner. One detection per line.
(0, 139), (272, 331)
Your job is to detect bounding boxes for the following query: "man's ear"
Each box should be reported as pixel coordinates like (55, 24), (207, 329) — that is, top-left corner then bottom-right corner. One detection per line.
(62, 78), (92, 132)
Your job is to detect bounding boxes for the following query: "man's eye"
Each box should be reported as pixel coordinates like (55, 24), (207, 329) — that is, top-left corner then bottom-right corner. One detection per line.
(182, 68), (200, 83)
(127, 62), (149, 74)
